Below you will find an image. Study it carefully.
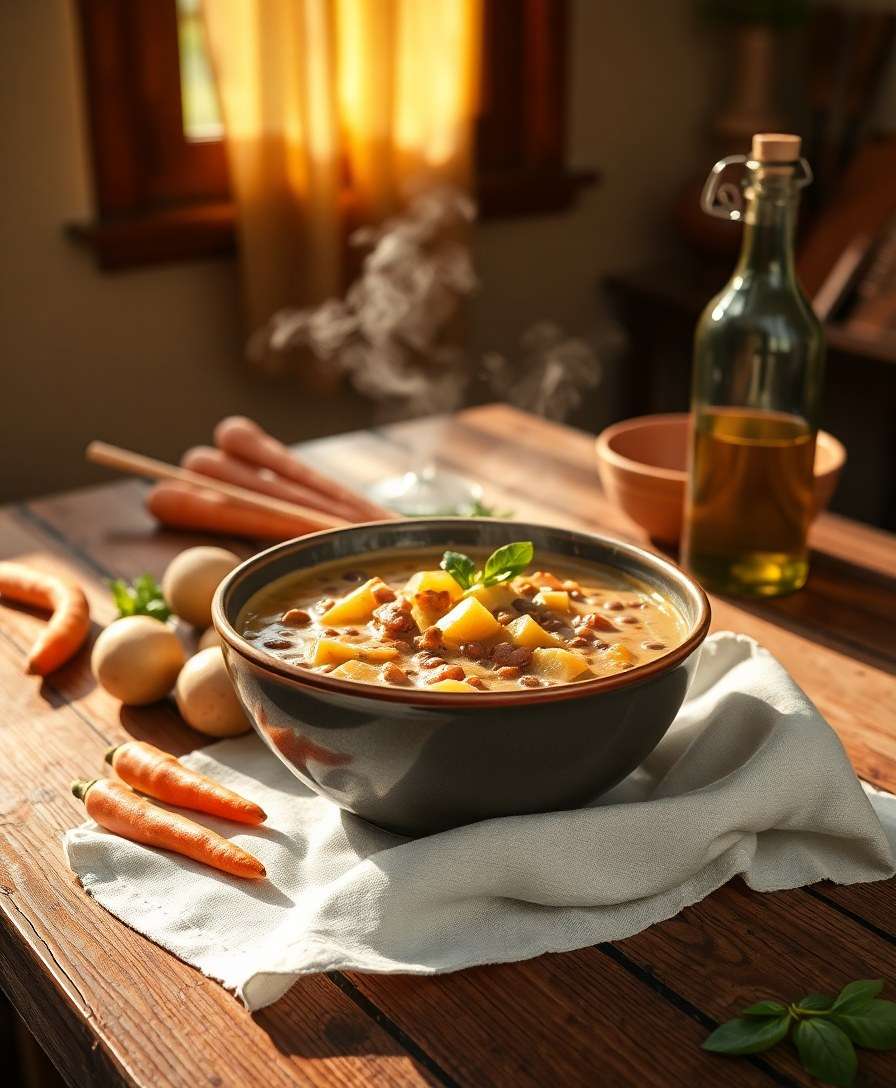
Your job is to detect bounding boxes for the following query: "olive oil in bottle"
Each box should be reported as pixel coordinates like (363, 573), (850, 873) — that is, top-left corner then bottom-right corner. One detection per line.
(682, 134), (825, 597)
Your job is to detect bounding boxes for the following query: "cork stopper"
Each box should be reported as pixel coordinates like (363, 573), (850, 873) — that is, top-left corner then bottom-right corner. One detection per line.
(751, 133), (801, 163)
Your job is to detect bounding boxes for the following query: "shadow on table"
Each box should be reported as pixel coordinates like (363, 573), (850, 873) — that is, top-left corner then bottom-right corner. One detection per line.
(119, 702), (207, 756)
(255, 975), (436, 1070)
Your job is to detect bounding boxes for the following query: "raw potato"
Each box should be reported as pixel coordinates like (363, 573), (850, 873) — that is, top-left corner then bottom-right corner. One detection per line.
(91, 616), (186, 706)
(175, 647), (249, 736)
(162, 546), (240, 629)
(198, 626), (220, 651)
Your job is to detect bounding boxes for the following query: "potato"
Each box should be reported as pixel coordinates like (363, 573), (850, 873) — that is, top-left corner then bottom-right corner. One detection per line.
(359, 644), (400, 663)
(531, 648), (591, 682)
(175, 647), (249, 736)
(309, 637), (359, 666)
(605, 644), (637, 669)
(505, 614), (565, 649)
(330, 659), (381, 683)
(464, 582), (516, 612)
(162, 546), (240, 628)
(404, 570), (463, 601)
(427, 678), (478, 692)
(436, 597), (503, 646)
(198, 626), (220, 651)
(92, 615), (186, 706)
(534, 589), (570, 612)
(319, 578), (384, 626)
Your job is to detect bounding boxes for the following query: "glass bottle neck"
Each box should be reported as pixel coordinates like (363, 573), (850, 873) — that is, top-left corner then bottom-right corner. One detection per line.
(734, 174), (799, 287)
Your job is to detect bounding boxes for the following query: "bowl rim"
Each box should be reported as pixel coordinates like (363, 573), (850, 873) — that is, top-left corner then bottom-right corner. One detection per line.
(595, 413), (689, 483)
(212, 518), (712, 708)
(595, 412), (847, 482)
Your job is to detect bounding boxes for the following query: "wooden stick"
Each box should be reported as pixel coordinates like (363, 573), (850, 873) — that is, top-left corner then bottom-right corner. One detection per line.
(86, 441), (350, 531)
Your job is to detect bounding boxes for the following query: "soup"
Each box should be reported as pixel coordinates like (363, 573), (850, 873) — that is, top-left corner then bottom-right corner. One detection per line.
(239, 543), (686, 693)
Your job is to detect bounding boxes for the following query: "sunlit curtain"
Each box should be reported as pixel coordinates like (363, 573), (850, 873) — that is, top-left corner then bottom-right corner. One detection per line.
(202, 0), (481, 353)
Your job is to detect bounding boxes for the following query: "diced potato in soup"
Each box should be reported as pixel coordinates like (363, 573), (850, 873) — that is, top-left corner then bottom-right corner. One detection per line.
(505, 614), (566, 649)
(238, 545), (686, 693)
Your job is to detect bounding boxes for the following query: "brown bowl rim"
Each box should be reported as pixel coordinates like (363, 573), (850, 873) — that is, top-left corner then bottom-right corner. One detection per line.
(595, 413), (847, 483)
(595, 413), (689, 483)
(213, 519), (712, 708)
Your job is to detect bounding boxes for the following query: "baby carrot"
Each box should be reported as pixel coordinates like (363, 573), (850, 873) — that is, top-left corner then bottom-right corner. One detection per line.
(0, 561), (90, 675)
(105, 740), (267, 825)
(71, 778), (266, 880)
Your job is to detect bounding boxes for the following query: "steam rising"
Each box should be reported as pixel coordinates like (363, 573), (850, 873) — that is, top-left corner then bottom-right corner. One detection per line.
(255, 187), (602, 421)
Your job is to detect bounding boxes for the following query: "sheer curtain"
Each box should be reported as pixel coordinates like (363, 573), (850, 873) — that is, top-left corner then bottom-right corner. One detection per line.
(203, 0), (481, 355)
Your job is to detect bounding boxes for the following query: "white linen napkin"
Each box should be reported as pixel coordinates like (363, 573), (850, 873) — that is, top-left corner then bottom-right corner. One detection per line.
(64, 633), (896, 1011)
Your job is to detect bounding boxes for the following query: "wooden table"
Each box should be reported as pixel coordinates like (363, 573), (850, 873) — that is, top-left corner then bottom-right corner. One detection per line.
(1, 404), (895, 1088)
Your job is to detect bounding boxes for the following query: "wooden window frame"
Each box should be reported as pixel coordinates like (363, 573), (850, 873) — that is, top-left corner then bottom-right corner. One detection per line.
(72, 0), (597, 270)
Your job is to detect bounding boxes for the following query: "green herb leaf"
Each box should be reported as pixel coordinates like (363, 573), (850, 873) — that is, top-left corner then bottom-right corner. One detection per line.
(832, 1000), (896, 1050)
(798, 993), (835, 1013)
(702, 1014), (791, 1055)
(481, 541), (534, 586)
(831, 979), (884, 1015)
(742, 1001), (789, 1018)
(466, 498), (514, 519)
(107, 574), (171, 621)
(440, 551), (477, 590)
(793, 1019), (857, 1087)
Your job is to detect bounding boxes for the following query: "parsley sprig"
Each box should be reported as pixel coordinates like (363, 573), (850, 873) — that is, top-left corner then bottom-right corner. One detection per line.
(703, 978), (896, 1086)
(440, 541), (534, 591)
(108, 574), (171, 622)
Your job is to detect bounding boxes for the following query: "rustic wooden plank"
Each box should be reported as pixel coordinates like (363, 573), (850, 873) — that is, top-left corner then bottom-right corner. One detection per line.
(620, 880), (896, 1087)
(343, 953), (776, 1088)
(0, 511), (440, 1088)
(17, 489), (782, 1088)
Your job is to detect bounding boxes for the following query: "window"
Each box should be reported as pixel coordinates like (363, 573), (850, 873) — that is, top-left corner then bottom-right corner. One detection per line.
(73, 0), (596, 269)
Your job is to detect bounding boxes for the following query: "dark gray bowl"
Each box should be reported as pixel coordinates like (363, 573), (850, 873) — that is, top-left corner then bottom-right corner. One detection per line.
(213, 520), (710, 836)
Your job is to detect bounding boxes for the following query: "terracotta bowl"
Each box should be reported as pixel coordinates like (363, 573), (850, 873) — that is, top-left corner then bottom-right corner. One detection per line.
(595, 413), (846, 545)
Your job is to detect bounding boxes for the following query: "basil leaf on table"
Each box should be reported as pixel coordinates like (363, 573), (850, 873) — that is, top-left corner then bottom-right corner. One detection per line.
(702, 1014), (791, 1055)
(742, 1000), (789, 1018)
(797, 993), (835, 1013)
(793, 1019), (857, 1087)
(832, 1000), (896, 1050)
(830, 978), (884, 1015)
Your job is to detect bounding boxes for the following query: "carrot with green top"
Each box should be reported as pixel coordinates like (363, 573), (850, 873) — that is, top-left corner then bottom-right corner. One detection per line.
(71, 778), (266, 880)
(105, 741), (266, 825)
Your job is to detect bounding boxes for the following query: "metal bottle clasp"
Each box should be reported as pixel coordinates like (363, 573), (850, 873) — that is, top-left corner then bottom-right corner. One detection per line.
(700, 155), (814, 221)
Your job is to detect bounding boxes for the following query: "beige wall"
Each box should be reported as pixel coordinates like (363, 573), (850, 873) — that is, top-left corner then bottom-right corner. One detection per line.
(2, 0), (720, 503)
(0, 1), (371, 504)
(473, 0), (718, 355)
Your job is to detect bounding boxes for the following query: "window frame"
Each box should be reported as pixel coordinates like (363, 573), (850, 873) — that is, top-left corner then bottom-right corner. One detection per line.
(73, 0), (597, 269)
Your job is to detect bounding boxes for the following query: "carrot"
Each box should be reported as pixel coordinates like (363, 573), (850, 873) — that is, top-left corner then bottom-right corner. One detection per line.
(146, 481), (321, 540)
(181, 446), (366, 523)
(0, 561), (90, 675)
(214, 416), (394, 523)
(71, 778), (266, 880)
(106, 740), (267, 825)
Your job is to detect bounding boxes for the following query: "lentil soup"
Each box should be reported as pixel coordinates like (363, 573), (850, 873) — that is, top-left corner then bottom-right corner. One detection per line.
(238, 545), (687, 693)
